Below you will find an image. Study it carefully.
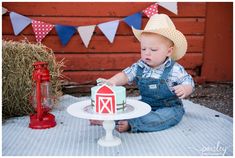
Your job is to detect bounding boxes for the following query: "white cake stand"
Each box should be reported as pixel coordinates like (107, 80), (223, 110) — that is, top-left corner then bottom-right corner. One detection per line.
(67, 99), (151, 147)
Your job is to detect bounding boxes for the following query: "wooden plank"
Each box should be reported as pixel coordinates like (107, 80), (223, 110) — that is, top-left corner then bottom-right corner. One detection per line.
(176, 2), (206, 17)
(62, 71), (119, 85)
(178, 53), (203, 69)
(3, 35), (204, 53)
(56, 53), (203, 71)
(62, 75), (206, 94)
(62, 69), (198, 84)
(56, 54), (139, 71)
(201, 3), (232, 81)
(2, 2), (206, 17)
(2, 16), (205, 35)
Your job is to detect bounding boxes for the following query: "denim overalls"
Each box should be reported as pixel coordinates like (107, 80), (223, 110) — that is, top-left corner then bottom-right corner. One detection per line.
(128, 60), (185, 133)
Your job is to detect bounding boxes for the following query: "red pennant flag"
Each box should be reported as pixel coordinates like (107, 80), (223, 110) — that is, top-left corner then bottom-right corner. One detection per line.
(32, 20), (54, 42)
(143, 3), (159, 18)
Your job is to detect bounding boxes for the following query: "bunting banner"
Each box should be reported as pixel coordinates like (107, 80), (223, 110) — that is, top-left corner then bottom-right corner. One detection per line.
(77, 25), (96, 48)
(143, 3), (158, 18)
(32, 20), (54, 43)
(10, 12), (31, 36)
(158, 2), (178, 15)
(55, 24), (77, 46)
(98, 20), (119, 43)
(3, 2), (178, 47)
(2, 7), (8, 15)
(124, 12), (142, 30)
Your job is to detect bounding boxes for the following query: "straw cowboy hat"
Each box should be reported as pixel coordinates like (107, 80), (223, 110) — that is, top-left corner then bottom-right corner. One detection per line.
(132, 14), (187, 60)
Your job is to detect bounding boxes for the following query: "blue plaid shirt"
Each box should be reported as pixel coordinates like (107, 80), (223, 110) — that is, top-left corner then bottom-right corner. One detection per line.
(123, 57), (195, 91)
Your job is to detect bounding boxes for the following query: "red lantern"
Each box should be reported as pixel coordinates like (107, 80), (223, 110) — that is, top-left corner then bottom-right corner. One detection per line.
(29, 61), (56, 129)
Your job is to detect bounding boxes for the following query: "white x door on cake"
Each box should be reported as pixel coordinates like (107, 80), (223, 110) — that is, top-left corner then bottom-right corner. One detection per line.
(95, 85), (116, 114)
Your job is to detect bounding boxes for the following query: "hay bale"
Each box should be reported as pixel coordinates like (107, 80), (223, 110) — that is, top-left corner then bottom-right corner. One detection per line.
(2, 40), (64, 120)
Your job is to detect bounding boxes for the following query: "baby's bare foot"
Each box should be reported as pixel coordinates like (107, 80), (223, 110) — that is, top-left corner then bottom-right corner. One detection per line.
(116, 120), (130, 132)
(89, 120), (103, 126)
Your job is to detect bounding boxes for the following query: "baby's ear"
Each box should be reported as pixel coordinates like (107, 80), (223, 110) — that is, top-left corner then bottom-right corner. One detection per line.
(167, 47), (174, 56)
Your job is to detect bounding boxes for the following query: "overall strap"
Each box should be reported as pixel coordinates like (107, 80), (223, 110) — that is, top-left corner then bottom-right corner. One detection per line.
(136, 65), (143, 77)
(134, 65), (144, 84)
(160, 60), (175, 80)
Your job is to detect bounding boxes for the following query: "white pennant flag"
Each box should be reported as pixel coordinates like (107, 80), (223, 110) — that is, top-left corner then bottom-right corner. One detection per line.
(77, 25), (96, 48)
(2, 7), (8, 15)
(158, 2), (178, 15)
(98, 20), (119, 43)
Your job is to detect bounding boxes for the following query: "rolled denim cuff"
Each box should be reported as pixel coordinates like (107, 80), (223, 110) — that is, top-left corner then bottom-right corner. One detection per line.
(128, 119), (139, 133)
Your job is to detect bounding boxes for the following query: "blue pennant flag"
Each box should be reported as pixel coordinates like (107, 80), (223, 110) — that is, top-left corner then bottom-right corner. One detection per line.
(124, 12), (142, 30)
(55, 25), (77, 46)
(10, 12), (31, 35)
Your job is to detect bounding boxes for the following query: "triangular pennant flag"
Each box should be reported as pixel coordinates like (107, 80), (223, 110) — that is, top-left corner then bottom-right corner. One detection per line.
(97, 20), (119, 43)
(77, 25), (96, 48)
(10, 12), (31, 35)
(143, 3), (159, 18)
(55, 24), (77, 46)
(2, 7), (8, 15)
(124, 12), (142, 30)
(158, 2), (178, 15)
(32, 20), (54, 43)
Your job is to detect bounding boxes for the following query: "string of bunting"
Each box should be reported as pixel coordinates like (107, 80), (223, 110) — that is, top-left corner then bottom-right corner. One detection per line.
(2, 2), (177, 48)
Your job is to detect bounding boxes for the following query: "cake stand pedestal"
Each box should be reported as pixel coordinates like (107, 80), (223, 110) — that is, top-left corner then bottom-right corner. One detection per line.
(67, 99), (151, 147)
(98, 120), (121, 146)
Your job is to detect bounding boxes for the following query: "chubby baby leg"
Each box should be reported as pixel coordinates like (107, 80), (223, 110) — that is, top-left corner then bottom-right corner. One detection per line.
(128, 106), (185, 132)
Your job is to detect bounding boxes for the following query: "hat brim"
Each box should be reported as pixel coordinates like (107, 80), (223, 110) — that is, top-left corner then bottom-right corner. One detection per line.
(132, 26), (187, 60)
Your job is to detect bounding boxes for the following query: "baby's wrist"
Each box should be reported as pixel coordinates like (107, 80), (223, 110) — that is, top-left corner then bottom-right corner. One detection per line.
(107, 79), (116, 86)
(184, 85), (193, 96)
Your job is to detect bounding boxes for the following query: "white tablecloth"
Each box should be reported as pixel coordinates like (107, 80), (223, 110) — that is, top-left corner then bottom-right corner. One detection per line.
(2, 95), (233, 156)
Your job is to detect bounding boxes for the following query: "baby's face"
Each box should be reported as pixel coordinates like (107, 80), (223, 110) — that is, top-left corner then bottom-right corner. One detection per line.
(140, 33), (173, 68)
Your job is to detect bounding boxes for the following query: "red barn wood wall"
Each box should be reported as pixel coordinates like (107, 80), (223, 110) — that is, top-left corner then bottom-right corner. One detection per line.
(201, 3), (233, 81)
(2, 2), (232, 89)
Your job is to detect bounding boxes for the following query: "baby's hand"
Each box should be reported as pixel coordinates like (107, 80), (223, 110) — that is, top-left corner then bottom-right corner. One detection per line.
(89, 120), (103, 126)
(96, 78), (115, 86)
(173, 84), (193, 99)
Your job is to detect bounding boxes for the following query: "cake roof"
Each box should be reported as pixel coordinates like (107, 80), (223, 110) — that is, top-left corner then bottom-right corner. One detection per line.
(97, 85), (114, 94)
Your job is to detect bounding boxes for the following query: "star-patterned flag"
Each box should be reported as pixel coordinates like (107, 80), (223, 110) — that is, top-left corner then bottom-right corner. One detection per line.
(143, 3), (158, 18)
(32, 20), (54, 43)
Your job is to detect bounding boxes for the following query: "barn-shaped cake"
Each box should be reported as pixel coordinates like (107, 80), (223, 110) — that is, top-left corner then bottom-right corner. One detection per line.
(95, 85), (116, 114)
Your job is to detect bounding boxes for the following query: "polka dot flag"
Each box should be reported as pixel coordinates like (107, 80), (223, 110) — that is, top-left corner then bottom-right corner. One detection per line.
(32, 20), (54, 42)
(143, 3), (159, 18)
